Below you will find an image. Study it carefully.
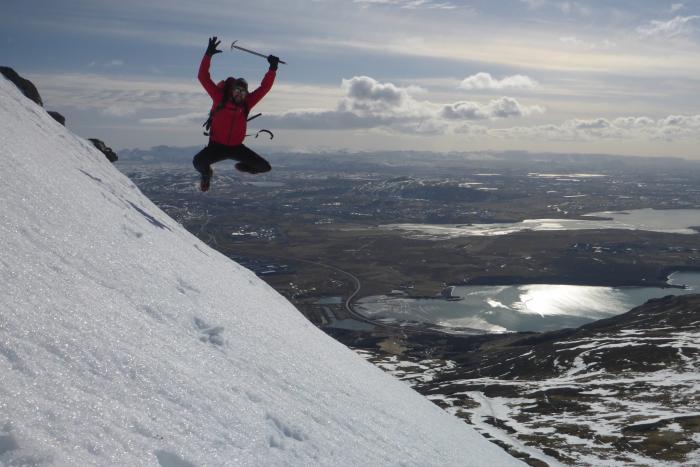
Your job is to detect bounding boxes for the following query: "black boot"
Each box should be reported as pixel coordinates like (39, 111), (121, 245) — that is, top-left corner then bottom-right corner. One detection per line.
(199, 167), (213, 192)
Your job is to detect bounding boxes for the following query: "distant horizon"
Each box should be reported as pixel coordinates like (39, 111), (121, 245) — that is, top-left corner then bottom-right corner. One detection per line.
(116, 143), (699, 163)
(4, 0), (700, 159)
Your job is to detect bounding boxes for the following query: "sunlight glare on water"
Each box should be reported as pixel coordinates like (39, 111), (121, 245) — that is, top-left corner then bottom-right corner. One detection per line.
(514, 285), (630, 318)
(356, 272), (700, 333)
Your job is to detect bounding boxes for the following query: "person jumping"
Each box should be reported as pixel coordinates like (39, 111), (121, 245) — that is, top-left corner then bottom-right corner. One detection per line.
(193, 36), (279, 192)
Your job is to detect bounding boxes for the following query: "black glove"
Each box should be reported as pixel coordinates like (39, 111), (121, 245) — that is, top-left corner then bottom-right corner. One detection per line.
(267, 55), (280, 71)
(206, 37), (222, 57)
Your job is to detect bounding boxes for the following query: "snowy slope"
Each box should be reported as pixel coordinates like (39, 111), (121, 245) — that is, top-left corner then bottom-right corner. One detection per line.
(0, 77), (521, 465)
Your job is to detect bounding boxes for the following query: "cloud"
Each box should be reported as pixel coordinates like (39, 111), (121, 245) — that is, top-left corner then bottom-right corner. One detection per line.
(343, 76), (410, 108)
(441, 98), (544, 120)
(491, 115), (700, 142)
(656, 115), (700, 140)
(265, 109), (386, 130)
(337, 76), (431, 119)
(264, 76), (440, 132)
(352, 0), (458, 9)
(30, 73), (206, 118)
(265, 76), (542, 134)
(637, 15), (700, 38)
(458, 72), (538, 90)
(559, 36), (615, 50)
(519, 0), (590, 15)
(139, 112), (205, 125)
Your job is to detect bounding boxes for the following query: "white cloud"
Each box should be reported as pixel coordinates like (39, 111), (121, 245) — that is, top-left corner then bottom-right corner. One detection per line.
(459, 72), (538, 90)
(338, 76), (433, 120)
(637, 15), (700, 38)
(265, 76), (542, 134)
(441, 97), (544, 120)
(657, 114), (700, 140)
(265, 76), (438, 132)
(492, 114), (700, 142)
(343, 76), (410, 108)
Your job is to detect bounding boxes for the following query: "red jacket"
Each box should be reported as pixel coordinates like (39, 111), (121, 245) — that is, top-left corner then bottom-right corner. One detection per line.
(198, 54), (276, 146)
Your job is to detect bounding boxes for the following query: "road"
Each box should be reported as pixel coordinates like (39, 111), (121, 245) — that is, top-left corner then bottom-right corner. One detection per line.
(292, 257), (439, 335)
(291, 258), (367, 322)
(246, 253), (433, 334)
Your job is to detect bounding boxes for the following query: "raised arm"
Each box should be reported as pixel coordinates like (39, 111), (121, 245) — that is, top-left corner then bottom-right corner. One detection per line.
(198, 37), (222, 101)
(247, 55), (279, 109)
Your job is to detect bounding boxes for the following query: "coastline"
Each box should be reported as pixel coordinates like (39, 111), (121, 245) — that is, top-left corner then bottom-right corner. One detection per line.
(450, 274), (688, 290)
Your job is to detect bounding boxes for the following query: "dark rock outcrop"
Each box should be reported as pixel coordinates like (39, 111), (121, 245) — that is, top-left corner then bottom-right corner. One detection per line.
(0, 66), (43, 106)
(88, 139), (118, 163)
(48, 111), (66, 126)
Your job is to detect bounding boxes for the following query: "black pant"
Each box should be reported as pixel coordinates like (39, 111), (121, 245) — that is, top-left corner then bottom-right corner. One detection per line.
(193, 142), (271, 175)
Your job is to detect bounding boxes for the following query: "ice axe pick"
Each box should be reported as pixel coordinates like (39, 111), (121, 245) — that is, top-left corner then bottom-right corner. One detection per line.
(230, 41), (287, 65)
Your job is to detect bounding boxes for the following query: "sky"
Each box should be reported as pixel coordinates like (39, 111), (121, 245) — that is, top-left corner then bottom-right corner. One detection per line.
(2, 0), (700, 158)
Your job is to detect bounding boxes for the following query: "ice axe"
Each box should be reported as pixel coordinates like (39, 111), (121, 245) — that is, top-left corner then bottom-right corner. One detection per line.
(230, 40), (287, 65)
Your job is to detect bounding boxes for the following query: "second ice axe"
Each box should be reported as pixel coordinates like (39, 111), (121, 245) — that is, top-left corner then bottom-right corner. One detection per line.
(230, 41), (287, 65)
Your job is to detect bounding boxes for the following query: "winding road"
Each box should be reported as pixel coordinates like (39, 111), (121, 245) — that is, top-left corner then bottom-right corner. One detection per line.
(291, 258), (368, 322)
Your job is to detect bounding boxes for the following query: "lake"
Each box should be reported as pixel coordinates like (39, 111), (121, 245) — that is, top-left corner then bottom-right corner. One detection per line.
(354, 272), (700, 334)
(380, 208), (700, 239)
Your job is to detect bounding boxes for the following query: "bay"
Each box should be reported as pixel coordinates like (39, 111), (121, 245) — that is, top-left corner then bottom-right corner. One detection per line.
(354, 272), (700, 334)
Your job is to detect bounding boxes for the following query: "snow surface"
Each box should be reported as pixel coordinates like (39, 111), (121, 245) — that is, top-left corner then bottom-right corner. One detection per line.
(0, 77), (522, 465)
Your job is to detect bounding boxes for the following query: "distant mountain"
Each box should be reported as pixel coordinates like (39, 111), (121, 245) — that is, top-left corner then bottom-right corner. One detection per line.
(118, 145), (201, 164)
(117, 145), (700, 176)
(0, 75), (521, 465)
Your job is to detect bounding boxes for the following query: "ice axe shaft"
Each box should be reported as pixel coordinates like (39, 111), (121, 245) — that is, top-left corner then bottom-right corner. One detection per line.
(230, 41), (287, 64)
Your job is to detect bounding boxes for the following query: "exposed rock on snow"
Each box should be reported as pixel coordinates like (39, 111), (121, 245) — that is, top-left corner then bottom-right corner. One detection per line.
(89, 138), (118, 163)
(0, 66), (42, 106)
